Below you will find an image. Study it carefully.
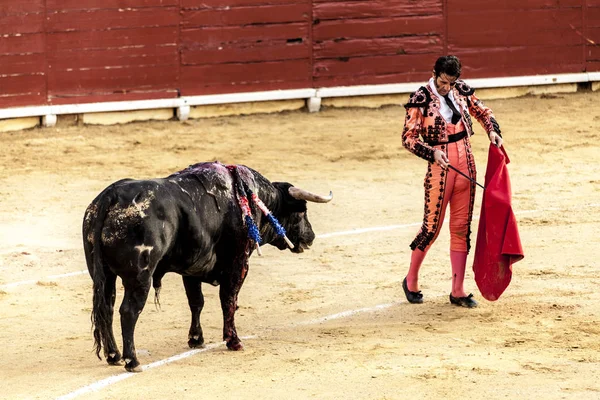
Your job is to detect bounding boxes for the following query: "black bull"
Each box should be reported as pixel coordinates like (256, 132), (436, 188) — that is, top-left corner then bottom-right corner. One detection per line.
(82, 162), (332, 372)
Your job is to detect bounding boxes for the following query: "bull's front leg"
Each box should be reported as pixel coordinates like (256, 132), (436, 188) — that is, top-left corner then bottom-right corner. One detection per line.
(182, 276), (205, 348)
(219, 249), (250, 351)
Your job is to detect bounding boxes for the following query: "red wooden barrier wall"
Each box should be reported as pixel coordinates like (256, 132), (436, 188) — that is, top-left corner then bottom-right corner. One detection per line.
(313, 0), (443, 86)
(0, 0), (46, 108)
(46, 0), (180, 104)
(450, 0), (585, 77)
(180, 0), (312, 95)
(587, 0), (600, 70)
(0, 0), (599, 109)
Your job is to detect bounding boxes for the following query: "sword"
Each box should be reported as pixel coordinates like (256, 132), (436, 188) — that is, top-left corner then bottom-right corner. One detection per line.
(447, 164), (486, 190)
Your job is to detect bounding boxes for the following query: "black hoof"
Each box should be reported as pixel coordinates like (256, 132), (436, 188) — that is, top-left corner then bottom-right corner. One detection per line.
(106, 352), (123, 366)
(226, 339), (244, 351)
(125, 359), (143, 373)
(449, 293), (478, 308)
(402, 277), (423, 304)
(188, 337), (205, 349)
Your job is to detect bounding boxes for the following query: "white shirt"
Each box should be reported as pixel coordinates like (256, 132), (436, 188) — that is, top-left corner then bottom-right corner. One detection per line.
(428, 77), (462, 124)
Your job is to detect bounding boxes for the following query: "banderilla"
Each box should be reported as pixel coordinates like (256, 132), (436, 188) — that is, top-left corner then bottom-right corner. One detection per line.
(447, 164), (486, 190)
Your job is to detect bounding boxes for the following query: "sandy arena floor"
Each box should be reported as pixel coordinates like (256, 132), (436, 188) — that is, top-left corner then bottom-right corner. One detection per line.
(1, 91), (599, 399)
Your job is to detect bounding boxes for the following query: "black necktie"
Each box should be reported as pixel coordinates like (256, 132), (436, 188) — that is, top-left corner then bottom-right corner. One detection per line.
(443, 94), (461, 124)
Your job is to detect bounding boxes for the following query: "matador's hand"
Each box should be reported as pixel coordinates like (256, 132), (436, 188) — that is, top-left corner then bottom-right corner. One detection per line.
(489, 131), (503, 148)
(433, 149), (450, 169)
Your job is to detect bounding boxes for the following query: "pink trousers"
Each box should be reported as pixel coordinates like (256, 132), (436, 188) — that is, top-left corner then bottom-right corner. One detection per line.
(410, 123), (476, 253)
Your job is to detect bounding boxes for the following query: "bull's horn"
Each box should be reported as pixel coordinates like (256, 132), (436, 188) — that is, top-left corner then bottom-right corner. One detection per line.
(288, 187), (333, 203)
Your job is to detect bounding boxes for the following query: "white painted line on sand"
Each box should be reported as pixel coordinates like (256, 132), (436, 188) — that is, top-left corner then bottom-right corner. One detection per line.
(3, 202), (599, 289)
(54, 300), (393, 400)
(315, 203), (600, 239)
(294, 302), (399, 325)
(54, 342), (224, 400)
(0, 270), (87, 290)
(0, 279), (38, 289)
(47, 270), (88, 280)
(317, 223), (420, 239)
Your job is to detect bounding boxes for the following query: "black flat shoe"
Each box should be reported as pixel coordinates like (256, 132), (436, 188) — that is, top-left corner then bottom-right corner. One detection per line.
(403, 277), (423, 304)
(449, 293), (478, 308)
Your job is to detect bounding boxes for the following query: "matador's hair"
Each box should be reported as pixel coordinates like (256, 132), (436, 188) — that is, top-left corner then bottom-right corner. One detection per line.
(433, 55), (462, 78)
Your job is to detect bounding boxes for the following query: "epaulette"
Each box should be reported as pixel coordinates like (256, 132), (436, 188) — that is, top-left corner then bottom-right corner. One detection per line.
(455, 79), (475, 96)
(404, 86), (432, 109)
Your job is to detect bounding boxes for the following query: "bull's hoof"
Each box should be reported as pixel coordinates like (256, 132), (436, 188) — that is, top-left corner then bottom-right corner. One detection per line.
(106, 352), (123, 366)
(188, 337), (205, 349)
(124, 359), (142, 373)
(226, 340), (244, 351)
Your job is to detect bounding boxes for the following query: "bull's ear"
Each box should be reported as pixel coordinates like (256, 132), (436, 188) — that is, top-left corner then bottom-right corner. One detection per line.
(272, 182), (294, 199)
(273, 182), (307, 211)
(272, 182), (294, 200)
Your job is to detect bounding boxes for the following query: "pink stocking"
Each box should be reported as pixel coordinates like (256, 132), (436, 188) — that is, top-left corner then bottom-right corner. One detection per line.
(406, 249), (427, 291)
(450, 250), (468, 297)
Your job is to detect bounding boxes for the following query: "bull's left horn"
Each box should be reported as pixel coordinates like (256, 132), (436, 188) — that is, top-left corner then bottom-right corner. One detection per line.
(288, 187), (333, 203)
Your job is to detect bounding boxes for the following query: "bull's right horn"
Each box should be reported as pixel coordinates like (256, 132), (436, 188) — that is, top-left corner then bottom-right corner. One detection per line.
(288, 187), (333, 203)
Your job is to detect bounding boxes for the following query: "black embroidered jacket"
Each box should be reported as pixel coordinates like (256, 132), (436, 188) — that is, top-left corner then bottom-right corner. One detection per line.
(402, 79), (501, 162)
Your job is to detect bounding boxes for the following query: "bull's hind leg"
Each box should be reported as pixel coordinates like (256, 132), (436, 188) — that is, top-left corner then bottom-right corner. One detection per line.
(183, 276), (205, 348)
(119, 274), (151, 372)
(103, 268), (122, 365)
(219, 253), (250, 351)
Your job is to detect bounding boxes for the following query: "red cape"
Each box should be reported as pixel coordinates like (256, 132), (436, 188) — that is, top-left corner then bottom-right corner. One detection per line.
(473, 144), (524, 301)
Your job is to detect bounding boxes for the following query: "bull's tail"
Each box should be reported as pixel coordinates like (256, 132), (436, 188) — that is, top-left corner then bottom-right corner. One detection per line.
(87, 190), (116, 360)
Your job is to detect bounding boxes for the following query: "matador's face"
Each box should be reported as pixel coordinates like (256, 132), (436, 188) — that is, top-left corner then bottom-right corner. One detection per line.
(433, 72), (458, 96)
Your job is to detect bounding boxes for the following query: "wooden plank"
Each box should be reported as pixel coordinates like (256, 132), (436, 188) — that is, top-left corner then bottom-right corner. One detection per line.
(313, 16), (444, 40)
(463, 63), (584, 77)
(586, 0), (600, 6)
(0, 54), (46, 76)
(49, 90), (178, 105)
(314, 71), (431, 87)
(314, 37), (443, 59)
(314, 0), (581, 5)
(182, 4), (310, 27)
(314, 0), (442, 20)
(0, 94), (46, 109)
(0, 33), (45, 55)
(586, 61), (600, 71)
(585, 27), (600, 38)
(180, 59), (310, 86)
(446, 0), (580, 12)
(313, 53), (435, 78)
(0, 13), (44, 35)
(584, 27), (600, 47)
(587, 7), (600, 26)
(458, 46), (584, 77)
(0, 0), (44, 14)
(47, 27), (178, 50)
(182, 41), (310, 64)
(182, 24), (308, 46)
(560, 0), (584, 6)
(46, 7), (179, 32)
(449, 27), (583, 49)
(180, 79), (310, 96)
(48, 47), (178, 70)
(48, 65), (178, 93)
(46, 0), (179, 10)
(586, 45), (600, 60)
(0, 74), (46, 96)
(182, 0), (307, 8)
(448, 9), (582, 34)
